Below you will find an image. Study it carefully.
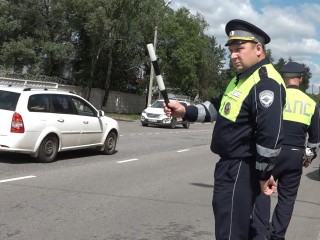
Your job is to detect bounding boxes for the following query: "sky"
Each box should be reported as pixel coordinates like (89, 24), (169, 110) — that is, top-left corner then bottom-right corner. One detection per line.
(169, 0), (320, 93)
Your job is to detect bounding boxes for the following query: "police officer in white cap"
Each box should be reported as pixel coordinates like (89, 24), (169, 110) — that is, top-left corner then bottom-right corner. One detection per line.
(251, 62), (320, 240)
(164, 19), (286, 239)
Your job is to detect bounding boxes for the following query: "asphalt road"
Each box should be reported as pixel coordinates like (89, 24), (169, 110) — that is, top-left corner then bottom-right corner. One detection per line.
(0, 121), (319, 240)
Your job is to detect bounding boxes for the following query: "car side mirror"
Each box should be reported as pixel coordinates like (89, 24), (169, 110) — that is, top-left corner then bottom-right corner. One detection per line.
(98, 110), (105, 117)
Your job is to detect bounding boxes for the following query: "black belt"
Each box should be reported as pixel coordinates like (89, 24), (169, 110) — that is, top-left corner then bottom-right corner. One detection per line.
(282, 145), (304, 151)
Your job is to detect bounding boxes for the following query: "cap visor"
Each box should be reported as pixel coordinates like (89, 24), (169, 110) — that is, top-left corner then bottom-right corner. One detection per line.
(225, 39), (253, 46)
(282, 73), (303, 77)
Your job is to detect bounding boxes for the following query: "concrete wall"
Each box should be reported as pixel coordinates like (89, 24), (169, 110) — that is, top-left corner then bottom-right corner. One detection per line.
(0, 77), (147, 114)
(72, 87), (147, 114)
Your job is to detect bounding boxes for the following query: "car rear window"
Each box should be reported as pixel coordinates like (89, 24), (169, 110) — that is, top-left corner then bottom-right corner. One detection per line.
(28, 94), (50, 112)
(0, 90), (20, 111)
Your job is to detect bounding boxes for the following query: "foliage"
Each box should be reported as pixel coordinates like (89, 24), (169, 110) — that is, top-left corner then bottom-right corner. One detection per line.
(0, 0), (314, 105)
(158, 8), (226, 100)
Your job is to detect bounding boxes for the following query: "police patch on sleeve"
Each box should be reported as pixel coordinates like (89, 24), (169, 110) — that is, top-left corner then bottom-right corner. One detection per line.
(259, 90), (274, 108)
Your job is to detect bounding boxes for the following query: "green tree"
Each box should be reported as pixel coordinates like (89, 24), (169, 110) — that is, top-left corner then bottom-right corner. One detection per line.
(273, 57), (286, 73)
(0, 0), (314, 105)
(0, 0), (74, 76)
(300, 64), (311, 93)
(158, 7), (225, 100)
(197, 36), (227, 100)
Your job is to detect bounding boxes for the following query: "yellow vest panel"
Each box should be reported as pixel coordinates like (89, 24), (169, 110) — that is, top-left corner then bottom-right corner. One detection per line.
(219, 64), (284, 122)
(284, 88), (315, 125)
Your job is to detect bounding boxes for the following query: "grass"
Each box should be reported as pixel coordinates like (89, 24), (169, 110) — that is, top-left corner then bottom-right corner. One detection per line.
(106, 112), (141, 121)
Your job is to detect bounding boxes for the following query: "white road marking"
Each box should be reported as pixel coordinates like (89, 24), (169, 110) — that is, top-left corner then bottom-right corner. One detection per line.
(117, 158), (139, 163)
(0, 175), (36, 183)
(177, 149), (190, 153)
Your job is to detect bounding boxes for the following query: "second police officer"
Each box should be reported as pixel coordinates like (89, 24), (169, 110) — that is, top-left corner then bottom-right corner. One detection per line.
(250, 62), (320, 240)
(164, 19), (286, 240)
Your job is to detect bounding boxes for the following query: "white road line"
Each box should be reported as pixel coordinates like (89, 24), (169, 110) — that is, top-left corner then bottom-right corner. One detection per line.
(117, 158), (139, 164)
(0, 175), (36, 183)
(177, 149), (190, 153)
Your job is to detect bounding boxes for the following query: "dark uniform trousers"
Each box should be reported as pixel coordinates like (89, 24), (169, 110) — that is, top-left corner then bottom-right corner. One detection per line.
(250, 146), (304, 240)
(213, 157), (259, 240)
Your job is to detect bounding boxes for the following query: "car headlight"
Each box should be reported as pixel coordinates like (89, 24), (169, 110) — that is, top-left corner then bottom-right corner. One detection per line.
(162, 118), (172, 124)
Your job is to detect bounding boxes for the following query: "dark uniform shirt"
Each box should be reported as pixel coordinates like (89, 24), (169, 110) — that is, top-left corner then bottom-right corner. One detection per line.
(185, 58), (286, 180)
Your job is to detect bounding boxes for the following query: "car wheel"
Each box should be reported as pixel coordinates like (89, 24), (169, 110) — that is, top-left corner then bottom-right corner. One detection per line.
(142, 123), (148, 127)
(102, 131), (117, 155)
(170, 118), (177, 129)
(37, 134), (59, 163)
(183, 121), (190, 129)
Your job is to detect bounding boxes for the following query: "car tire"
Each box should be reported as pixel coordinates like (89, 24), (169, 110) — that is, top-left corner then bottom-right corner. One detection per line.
(102, 131), (117, 155)
(170, 118), (177, 129)
(37, 134), (59, 163)
(183, 121), (190, 129)
(142, 123), (148, 127)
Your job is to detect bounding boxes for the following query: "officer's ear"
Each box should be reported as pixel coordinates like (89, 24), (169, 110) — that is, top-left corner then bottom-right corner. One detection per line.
(299, 76), (303, 83)
(255, 43), (264, 57)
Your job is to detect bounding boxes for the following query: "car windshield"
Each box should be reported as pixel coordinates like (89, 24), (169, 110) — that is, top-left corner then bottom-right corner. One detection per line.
(0, 90), (20, 111)
(151, 100), (164, 108)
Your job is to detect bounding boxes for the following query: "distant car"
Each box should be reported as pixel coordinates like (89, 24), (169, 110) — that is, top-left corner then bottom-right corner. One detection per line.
(0, 85), (119, 163)
(140, 99), (190, 129)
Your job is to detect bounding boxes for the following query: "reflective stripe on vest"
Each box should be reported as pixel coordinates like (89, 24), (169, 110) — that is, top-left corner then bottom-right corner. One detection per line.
(219, 64), (284, 122)
(284, 88), (315, 125)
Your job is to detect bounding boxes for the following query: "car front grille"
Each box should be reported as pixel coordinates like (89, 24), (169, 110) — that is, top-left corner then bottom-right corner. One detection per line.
(146, 113), (161, 118)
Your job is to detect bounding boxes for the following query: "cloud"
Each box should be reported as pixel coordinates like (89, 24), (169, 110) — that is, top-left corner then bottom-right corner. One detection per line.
(171, 0), (320, 87)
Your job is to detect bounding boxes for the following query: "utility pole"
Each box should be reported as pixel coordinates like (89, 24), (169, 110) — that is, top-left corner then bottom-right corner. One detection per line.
(146, 0), (173, 107)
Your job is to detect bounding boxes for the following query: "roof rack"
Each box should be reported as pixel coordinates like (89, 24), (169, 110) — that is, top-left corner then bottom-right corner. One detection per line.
(0, 77), (59, 89)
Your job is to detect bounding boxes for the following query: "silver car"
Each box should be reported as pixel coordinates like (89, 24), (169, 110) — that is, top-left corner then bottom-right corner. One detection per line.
(140, 99), (190, 129)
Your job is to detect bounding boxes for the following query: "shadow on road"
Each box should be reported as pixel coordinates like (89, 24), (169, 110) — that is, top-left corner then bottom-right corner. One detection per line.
(305, 167), (320, 182)
(190, 183), (214, 188)
(0, 149), (116, 164)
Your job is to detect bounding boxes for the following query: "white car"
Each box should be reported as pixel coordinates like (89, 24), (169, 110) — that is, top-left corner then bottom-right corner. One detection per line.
(140, 99), (190, 129)
(0, 85), (119, 162)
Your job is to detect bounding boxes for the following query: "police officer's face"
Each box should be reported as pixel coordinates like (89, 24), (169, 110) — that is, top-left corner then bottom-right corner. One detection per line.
(228, 42), (263, 73)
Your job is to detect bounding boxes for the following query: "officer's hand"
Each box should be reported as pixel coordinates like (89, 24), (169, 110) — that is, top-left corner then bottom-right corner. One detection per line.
(303, 148), (317, 168)
(303, 160), (311, 168)
(260, 175), (277, 196)
(163, 101), (186, 118)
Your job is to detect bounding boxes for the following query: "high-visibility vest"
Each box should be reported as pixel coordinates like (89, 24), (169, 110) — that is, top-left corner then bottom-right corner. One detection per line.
(219, 63), (285, 121)
(283, 88), (316, 125)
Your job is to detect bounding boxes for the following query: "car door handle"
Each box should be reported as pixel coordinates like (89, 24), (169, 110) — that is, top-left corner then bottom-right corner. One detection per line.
(83, 121), (89, 124)
(57, 119), (64, 123)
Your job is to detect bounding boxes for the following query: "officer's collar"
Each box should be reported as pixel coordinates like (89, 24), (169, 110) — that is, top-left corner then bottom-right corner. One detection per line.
(286, 85), (300, 89)
(237, 58), (271, 80)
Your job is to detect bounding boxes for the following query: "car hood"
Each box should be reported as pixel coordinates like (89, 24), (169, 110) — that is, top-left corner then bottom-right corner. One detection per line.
(143, 107), (165, 114)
